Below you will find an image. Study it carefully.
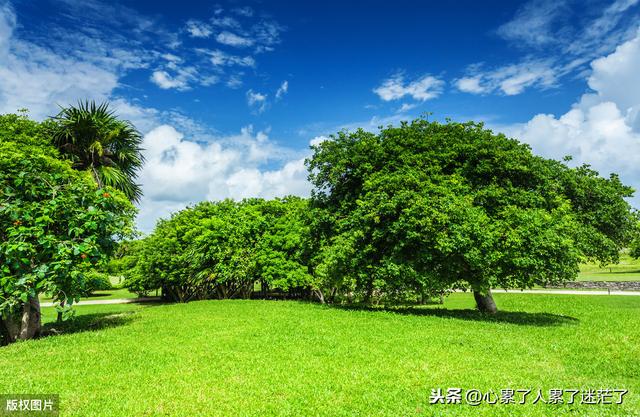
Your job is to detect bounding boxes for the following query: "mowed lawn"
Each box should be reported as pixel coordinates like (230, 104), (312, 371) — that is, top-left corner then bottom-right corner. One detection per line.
(578, 253), (640, 281)
(0, 294), (638, 417)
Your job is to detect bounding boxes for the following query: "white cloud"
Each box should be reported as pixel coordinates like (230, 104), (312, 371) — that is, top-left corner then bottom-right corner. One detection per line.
(185, 20), (212, 38)
(210, 16), (241, 30)
(216, 31), (254, 47)
(150, 70), (189, 90)
(374, 74), (444, 101)
(275, 80), (288, 99)
(462, 0), (640, 96)
(588, 30), (640, 117)
(309, 135), (329, 146)
(137, 124), (310, 231)
(504, 29), (640, 205)
(246, 89), (268, 113)
(203, 49), (255, 67)
(397, 103), (418, 113)
(226, 159), (309, 200)
(0, 4), (118, 119)
(0, 0), (308, 233)
(0, 1), (15, 57)
(455, 61), (557, 96)
(496, 0), (568, 47)
(161, 53), (181, 63)
(110, 98), (160, 133)
(569, 0), (639, 56)
(455, 76), (486, 94)
(252, 21), (283, 50)
(226, 74), (243, 88)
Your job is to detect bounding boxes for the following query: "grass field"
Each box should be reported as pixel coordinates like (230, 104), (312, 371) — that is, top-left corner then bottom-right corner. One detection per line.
(0, 294), (638, 416)
(578, 253), (640, 281)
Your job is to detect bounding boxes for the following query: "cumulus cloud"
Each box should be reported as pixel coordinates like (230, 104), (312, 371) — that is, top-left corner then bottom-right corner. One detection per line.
(0, 0), (309, 233)
(504, 29), (640, 205)
(150, 70), (189, 90)
(374, 73), (444, 101)
(137, 125), (311, 231)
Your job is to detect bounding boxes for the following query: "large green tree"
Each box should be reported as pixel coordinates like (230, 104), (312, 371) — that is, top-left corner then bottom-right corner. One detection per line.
(0, 113), (136, 344)
(307, 118), (637, 312)
(52, 101), (144, 202)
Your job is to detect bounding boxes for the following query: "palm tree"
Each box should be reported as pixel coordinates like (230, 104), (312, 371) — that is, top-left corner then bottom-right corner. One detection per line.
(52, 101), (144, 202)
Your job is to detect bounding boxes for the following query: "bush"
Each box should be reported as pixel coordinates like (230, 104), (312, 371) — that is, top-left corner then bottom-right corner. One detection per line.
(120, 197), (315, 302)
(82, 271), (113, 295)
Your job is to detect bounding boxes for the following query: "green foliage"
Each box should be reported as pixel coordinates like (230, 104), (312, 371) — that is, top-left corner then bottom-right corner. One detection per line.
(82, 271), (113, 295)
(306, 118), (637, 303)
(0, 112), (136, 318)
(630, 219), (640, 260)
(631, 241), (640, 260)
(52, 101), (144, 202)
(123, 197), (314, 302)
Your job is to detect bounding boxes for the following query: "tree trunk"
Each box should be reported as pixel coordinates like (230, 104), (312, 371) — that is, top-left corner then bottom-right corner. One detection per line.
(473, 289), (497, 314)
(1, 296), (42, 345)
(57, 299), (65, 324)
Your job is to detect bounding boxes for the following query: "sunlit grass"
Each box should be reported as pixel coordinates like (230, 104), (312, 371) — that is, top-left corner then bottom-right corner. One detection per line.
(1, 294), (638, 416)
(578, 253), (640, 281)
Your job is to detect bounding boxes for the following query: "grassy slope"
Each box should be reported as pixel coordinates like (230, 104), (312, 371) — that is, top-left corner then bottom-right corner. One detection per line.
(578, 253), (640, 281)
(0, 294), (638, 417)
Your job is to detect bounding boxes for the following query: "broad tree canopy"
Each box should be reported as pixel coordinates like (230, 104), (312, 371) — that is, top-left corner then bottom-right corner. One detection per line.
(307, 118), (637, 312)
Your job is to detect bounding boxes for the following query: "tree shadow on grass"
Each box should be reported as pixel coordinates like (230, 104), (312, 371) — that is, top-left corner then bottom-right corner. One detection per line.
(334, 305), (579, 327)
(40, 311), (137, 338)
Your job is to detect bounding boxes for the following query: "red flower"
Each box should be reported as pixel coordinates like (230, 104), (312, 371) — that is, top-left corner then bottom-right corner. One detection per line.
(80, 254), (87, 260)
(13, 220), (21, 226)
(102, 192), (111, 198)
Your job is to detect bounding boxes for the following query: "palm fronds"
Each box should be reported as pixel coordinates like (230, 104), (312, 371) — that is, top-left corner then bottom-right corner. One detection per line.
(52, 101), (144, 202)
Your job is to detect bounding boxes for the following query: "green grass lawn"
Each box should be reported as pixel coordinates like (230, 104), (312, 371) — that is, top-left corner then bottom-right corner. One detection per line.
(578, 253), (640, 281)
(0, 294), (638, 416)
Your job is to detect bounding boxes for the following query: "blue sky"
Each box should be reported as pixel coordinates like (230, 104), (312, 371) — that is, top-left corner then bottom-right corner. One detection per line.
(1, 0), (639, 231)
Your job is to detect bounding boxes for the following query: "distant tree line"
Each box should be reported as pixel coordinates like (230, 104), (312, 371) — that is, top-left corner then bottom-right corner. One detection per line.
(113, 118), (640, 313)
